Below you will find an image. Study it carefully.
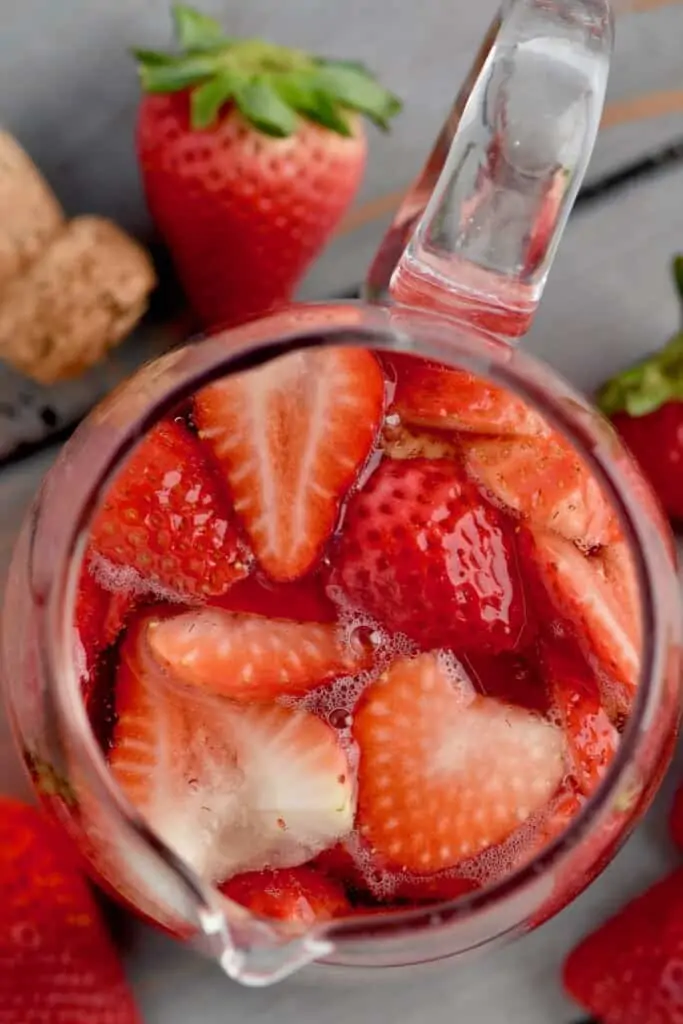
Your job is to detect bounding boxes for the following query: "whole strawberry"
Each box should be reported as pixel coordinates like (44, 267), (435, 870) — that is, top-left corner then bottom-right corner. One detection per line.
(0, 797), (141, 1023)
(597, 255), (683, 523)
(564, 866), (683, 1023)
(134, 4), (401, 328)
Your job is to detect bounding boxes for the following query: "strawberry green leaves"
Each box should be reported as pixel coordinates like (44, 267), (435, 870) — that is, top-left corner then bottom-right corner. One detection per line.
(133, 4), (401, 137)
(597, 255), (683, 418)
(172, 4), (228, 52)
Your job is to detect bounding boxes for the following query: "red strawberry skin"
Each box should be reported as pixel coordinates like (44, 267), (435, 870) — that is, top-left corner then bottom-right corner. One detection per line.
(0, 798), (141, 1024)
(221, 866), (350, 925)
(332, 457), (531, 653)
(612, 403), (683, 522)
(90, 418), (248, 600)
(75, 566), (134, 698)
(564, 867), (683, 1023)
(137, 93), (366, 329)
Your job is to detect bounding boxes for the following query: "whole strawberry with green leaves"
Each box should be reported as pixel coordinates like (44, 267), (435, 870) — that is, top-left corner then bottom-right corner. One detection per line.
(597, 255), (683, 523)
(134, 4), (401, 329)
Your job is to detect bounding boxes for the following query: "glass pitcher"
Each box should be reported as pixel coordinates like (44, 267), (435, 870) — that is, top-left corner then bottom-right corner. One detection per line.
(3, 0), (681, 988)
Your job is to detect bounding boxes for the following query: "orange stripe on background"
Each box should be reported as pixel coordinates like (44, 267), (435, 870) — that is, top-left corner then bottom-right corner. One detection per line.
(337, 88), (683, 238)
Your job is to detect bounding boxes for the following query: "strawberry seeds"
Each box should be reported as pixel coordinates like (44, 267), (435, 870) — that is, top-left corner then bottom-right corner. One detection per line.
(77, 346), (642, 926)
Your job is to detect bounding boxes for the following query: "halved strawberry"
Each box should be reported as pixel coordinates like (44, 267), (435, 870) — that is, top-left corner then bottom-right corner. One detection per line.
(540, 637), (618, 797)
(91, 418), (248, 601)
(461, 433), (618, 549)
(521, 530), (641, 715)
(143, 606), (372, 703)
(462, 652), (550, 714)
(352, 652), (565, 873)
(387, 353), (546, 437)
(194, 347), (385, 582)
(213, 572), (336, 623)
(109, 618), (355, 882)
(332, 457), (532, 653)
(75, 565), (134, 699)
(220, 867), (351, 926)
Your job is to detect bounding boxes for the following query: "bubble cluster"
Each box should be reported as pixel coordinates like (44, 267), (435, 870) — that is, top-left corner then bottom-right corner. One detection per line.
(88, 553), (187, 604)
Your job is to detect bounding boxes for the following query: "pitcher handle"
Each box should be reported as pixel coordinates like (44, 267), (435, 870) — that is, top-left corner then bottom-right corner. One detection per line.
(365, 0), (613, 340)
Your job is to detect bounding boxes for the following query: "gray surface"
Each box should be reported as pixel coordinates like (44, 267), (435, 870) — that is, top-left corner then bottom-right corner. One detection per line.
(1, 1), (683, 1021)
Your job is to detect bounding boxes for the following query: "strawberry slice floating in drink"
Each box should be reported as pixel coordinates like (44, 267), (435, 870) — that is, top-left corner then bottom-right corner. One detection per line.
(353, 652), (565, 873)
(540, 637), (618, 797)
(522, 530), (642, 716)
(221, 867), (351, 926)
(109, 618), (355, 883)
(195, 347), (385, 582)
(90, 419), (248, 601)
(388, 354), (547, 437)
(461, 432), (619, 549)
(143, 606), (373, 703)
(332, 457), (532, 653)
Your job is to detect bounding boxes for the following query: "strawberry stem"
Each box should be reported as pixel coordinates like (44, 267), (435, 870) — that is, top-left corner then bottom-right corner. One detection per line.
(597, 258), (683, 418)
(134, 4), (401, 136)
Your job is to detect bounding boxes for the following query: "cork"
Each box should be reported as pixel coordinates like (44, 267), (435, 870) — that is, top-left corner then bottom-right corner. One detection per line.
(0, 130), (65, 294)
(0, 216), (157, 383)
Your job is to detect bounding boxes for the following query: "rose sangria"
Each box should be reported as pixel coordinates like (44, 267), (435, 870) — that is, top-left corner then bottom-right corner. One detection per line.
(72, 342), (655, 928)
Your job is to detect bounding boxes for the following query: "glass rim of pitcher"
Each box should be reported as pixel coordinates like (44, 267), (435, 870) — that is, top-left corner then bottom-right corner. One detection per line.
(42, 300), (674, 945)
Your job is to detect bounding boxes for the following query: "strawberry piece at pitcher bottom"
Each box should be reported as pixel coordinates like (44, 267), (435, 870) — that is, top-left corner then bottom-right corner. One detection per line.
(332, 457), (532, 653)
(221, 867), (351, 926)
(90, 418), (248, 601)
(522, 529), (641, 714)
(353, 653), (565, 874)
(540, 637), (618, 797)
(195, 346), (385, 582)
(388, 354), (546, 437)
(0, 797), (141, 1024)
(144, 606), (372, 703)
(564, 866), (683, 1023)
(110, 619), (355, 883)
(461, 432), (618, 549)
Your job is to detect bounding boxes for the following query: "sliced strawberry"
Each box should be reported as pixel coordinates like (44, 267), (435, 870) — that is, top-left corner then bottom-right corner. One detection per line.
(109, 617), (355, 883)
(352, 652), (565, 873)
(143, 606), (372, 703)
(75, 565), (134, 699)
(332, 457), (532, 653)
(213, 572), (336, 623)
(461, 432), (618, 549)
(521, 529), (642, 715)
(90, 418), (248, 602)
(194, 347), (385, 582)
(540, 637), (618, 797)
(462, 652), (549, 714)
(221, 867), (351, 925)
(387, 353), (546, 437)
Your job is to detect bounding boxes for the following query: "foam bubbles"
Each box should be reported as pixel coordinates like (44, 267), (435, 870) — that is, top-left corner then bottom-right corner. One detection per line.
(88, 553), (187, 604)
